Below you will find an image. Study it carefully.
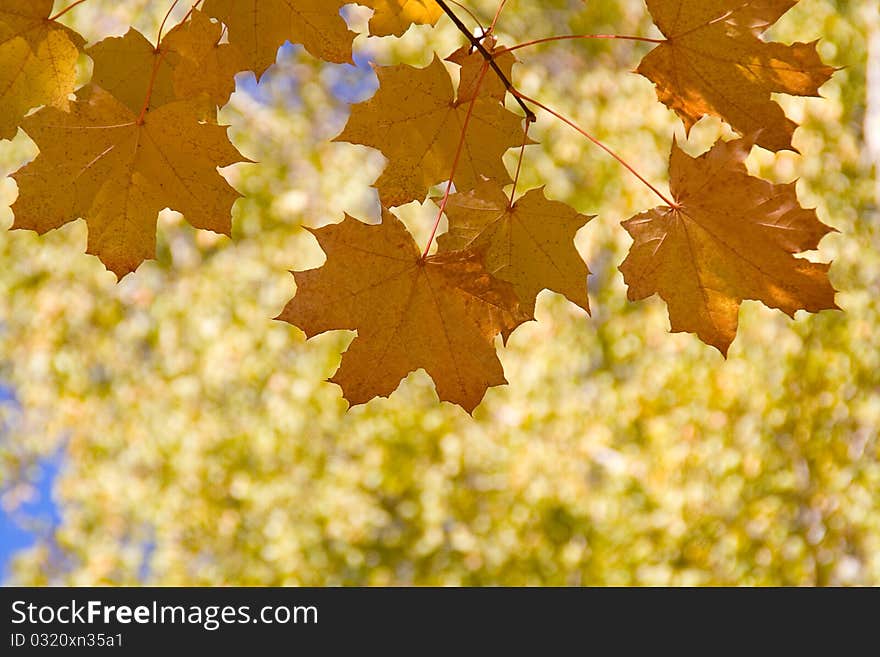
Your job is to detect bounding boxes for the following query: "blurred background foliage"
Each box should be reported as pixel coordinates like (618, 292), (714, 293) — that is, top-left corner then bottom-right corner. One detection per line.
(0, 0), (877, 585)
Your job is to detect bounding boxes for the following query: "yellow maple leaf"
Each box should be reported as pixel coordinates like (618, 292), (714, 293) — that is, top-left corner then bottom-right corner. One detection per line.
(638, 0), (836, 152)
(277, 211), (529, 412)
(0, 0), (85, 140)
(202, 0), (355, 76)
(88, 13), (241, 119)
(358, 0), (444, 37)
(438, 179), (593, 327)
(11, 86), (245, 279)
(619, 136), (838, 355)
(335, 56), (526, 207)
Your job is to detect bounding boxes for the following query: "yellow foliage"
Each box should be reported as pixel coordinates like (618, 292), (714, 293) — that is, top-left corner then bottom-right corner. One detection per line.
(0, 0), (877, 586)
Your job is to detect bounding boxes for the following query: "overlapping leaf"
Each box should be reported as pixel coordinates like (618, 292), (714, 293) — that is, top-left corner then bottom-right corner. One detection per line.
(447, 36), (516, 103)
(88, 29), (176, 114)
(638, 0), (836, 151)
(277, 211), (529, 412)
(358, 0), (444, 37)
(336, 56), (526, 207)
(0, 0), (85, 140)
(162, 9), (244, 111)
(439, 179), (593, 328)
(88, 11), (242, 118)
(619, 136), (838, 354)
(11, 86), (245, 279)
(203, 0), (354, 75)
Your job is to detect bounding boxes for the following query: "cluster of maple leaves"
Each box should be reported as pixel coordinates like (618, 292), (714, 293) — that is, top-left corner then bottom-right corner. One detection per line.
(1, 0), (839, 412)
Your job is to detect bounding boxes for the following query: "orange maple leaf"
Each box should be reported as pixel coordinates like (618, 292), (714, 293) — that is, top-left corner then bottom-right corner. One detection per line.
(11, 86), (245, 279)
(202, 0), (355, 75)
(638, 0), (836, 152)
(358, 0), (444, 37)
(336, 56), (526, 207)
(619, 136), (838, 355)
(438, 179), (593, 330)
(0, 0), (85, 140)
(277, 211), (529, 412)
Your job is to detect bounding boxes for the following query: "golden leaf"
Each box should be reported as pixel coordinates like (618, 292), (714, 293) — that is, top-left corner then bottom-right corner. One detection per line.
(439, 179), (592, 327)
(88, 13), (242, 119)
(0, 0), (85, 140)
(335, 56), (526, 207)
(278, 211), (529, 412)
(11, 86), (245, 279)
(203, 0), (355, 75)
(638, 0), (836, 151)
(620, 136), (838, 355)
(162, 9), (244, 110)
(358, 0), (444, 37)
(446, 36), (516, 103)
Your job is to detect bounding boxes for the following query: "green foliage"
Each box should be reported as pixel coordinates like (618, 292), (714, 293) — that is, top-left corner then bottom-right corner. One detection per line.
(0, 0), (877, 585)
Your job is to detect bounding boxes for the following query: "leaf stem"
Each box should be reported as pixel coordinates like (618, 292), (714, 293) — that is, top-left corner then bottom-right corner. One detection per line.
(158, 0), (205, 44)
(446, 0), (486, 34)
(512, 89), (678, 208)
(422, 60), (492, 259)
(497, 33), (664, 55)
(488, 0), (508, 34)
(49, 0), (91, 21)
(136, 52), (166, 124)
(143, 0), (206, 122)
(157, 0), (182, 45)
(434, 0), (536, 122)
(509, 120), (531, 208)
(181, 0), (206, 24)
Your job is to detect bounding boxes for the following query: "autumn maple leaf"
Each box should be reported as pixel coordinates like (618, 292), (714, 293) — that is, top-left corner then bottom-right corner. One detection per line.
(447, 36), (517, 103)
(0, 0), (85, 141)
(358, 0), (444, 37)
(619, 136), (838, 355)
(88, 12), (242, 119)
(277, 211), (529, 412)
(11, 86), (245, 279)
(438, 179), (593, 330)
(336, 56), (526, 207)
(638, 0), (836, 152)
(203, 0), (355, 75)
